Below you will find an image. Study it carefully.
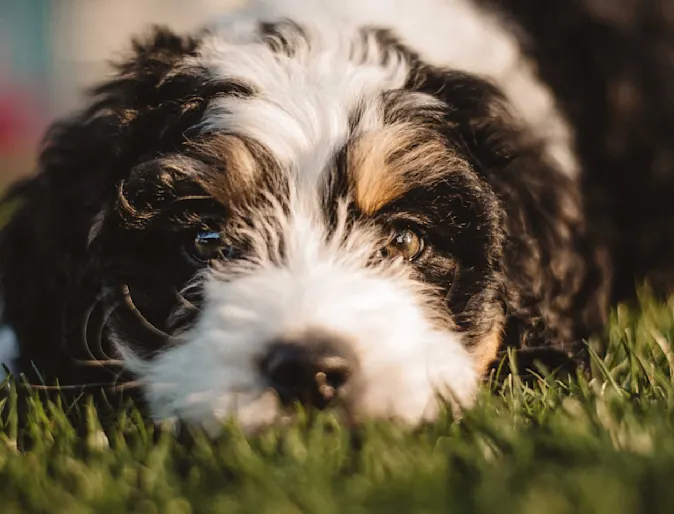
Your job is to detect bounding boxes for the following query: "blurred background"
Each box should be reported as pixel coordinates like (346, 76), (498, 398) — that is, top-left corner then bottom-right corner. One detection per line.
(0, 0), (242, 188)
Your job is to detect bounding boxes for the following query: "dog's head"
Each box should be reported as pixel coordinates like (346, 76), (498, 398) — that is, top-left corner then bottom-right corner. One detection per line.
(0, 16), (578, 432)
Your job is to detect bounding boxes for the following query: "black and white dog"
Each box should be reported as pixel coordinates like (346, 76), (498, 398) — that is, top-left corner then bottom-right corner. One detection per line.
(1, 0), (673, 431)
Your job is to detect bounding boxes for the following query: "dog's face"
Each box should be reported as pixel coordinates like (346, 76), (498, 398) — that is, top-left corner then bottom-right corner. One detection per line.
(25, 21), (521, 431)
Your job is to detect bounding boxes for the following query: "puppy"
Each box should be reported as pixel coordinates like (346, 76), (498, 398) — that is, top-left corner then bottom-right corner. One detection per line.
(1, 0), (672, 431)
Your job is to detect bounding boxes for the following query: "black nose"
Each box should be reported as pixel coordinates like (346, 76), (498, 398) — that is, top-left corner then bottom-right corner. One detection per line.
(261, 336), (354, 409)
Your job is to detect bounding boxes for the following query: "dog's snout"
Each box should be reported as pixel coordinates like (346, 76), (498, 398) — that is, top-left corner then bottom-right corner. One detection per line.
(261, 335), (354, 409)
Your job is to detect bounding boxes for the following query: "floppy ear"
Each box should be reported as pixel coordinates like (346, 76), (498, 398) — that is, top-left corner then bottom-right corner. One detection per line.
(0, 27), (209, 385)
(418, 70), (612, 371)
(466, 78), (611, 368)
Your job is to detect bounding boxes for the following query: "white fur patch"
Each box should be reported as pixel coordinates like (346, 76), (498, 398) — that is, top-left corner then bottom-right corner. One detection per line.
(119, 205), (478, 432)
(197, 19), (409, 188)
(209, 0), (579, 177)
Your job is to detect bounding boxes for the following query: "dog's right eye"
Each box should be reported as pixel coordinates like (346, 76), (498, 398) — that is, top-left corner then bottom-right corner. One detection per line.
(188, 230), (233, 264)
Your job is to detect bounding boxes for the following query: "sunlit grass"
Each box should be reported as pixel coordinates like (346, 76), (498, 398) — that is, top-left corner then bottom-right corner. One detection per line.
(1, 292), (674, 513)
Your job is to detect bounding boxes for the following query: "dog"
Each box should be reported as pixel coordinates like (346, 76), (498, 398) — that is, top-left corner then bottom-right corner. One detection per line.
(1, 0), (673, 432)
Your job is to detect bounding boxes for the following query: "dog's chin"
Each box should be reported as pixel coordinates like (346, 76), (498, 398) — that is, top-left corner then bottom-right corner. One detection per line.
(147, 387), (475, 438)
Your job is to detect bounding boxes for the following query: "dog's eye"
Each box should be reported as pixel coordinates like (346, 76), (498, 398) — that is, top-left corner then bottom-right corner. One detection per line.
(190, 230), (234, 264)
(382, 229), (424, 261)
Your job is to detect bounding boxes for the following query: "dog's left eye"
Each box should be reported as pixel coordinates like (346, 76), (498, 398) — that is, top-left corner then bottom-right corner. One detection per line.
(382, 229), (425, 261)
(189, 230), (235, 264)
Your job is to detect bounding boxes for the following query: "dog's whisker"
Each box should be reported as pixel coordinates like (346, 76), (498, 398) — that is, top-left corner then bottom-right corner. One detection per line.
(68, 290), (119, 379)
(72, 359), (125, 367)
(23, 382), (123, 391)
(171, 195), (218, 203)
(173, 288), (200, 313)
(120, 284), (174, 340)
(93, 301), (123, 363)
(178, 281), (204, 301)
(111, 380), (144, 392)
(74, 293), (105, 362)
(77, 296), (122, 377)
(443, 265), (461, 305)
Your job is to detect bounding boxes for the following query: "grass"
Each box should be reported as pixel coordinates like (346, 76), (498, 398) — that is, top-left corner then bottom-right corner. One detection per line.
(2, 293), (674, 513)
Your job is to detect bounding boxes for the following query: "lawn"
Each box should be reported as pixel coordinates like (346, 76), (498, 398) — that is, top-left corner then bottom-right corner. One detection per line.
(1, 293), (674, 513)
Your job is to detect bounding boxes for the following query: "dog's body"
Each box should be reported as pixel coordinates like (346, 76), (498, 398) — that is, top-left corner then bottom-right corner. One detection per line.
(0, 0), (673, 430)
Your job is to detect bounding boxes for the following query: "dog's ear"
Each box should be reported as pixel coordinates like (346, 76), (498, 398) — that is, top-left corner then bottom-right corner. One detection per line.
(418, 70), (611, 365)
(0, 27), (207, 383)
(465, 77), (611, 363)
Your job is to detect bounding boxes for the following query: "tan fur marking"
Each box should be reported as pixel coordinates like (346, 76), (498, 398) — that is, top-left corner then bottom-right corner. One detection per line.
(193, 135), (259, 185)
(472, 324), (504, 375)
(349, 124), (466, 215)
(187, 135), (274, 204)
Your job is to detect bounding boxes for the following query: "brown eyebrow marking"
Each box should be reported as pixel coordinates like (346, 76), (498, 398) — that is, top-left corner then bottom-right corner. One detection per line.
(186, 134), (284, 207)
(348, 123), (467, 215)
(189, 135), (259, 189)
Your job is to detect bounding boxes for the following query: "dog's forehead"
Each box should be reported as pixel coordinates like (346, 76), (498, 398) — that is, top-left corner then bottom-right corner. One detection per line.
(173, 21), (461, 213)
(196, 21), (410, 167)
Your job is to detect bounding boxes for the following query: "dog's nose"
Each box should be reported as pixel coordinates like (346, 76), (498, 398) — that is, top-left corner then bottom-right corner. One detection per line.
(261, 337), (353, 409)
